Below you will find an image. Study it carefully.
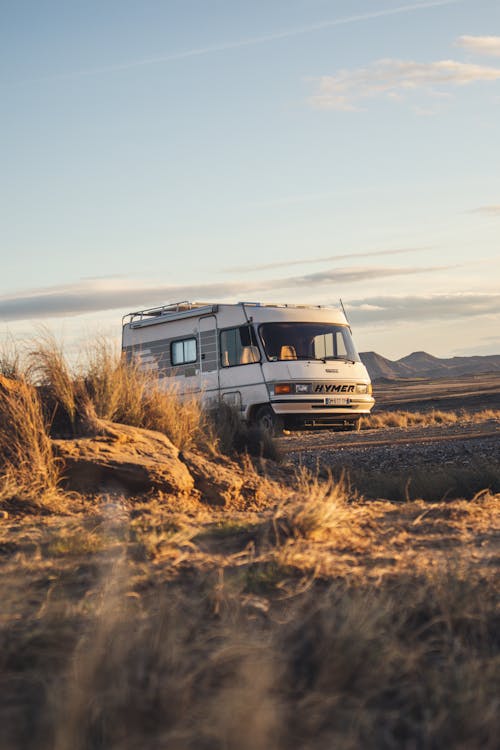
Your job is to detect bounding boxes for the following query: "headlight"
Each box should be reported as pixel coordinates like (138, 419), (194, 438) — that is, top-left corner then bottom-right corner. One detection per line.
(295, 383), (311, 394)
(356, 383), (371, 394)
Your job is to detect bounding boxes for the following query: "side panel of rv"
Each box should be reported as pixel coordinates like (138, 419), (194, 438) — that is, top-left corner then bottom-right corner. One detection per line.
(122, 313), (203, 397)
(121, 305), (269, 416)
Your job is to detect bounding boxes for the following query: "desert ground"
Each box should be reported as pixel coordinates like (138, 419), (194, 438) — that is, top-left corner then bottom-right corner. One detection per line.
(0, 351), (499, 750)
(280, 374), (500, 501)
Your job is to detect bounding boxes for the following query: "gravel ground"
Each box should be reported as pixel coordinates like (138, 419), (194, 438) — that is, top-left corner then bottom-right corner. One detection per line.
(278, 421), (500, 474)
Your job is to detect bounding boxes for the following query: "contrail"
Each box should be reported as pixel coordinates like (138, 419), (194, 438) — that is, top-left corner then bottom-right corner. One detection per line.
(42, 0), (461, 81)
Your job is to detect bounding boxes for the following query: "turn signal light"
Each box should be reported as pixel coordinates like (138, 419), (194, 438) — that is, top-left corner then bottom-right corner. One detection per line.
(274, 383), (292, 395)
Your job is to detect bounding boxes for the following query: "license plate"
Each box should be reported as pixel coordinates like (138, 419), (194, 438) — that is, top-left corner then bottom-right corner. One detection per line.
(325, 397), (349, 405)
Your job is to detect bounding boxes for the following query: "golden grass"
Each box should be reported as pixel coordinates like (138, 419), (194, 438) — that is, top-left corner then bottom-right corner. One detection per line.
(26, 336), (206, 450)
(273, 468), (354, 542)
(28, 331), (81, 431)
(26, 336), (277, 456)
(0, 375), (61, 507)
(0, 489), (498, 750)
(360, 408), (500, 429)
(0, 334), (24, 380)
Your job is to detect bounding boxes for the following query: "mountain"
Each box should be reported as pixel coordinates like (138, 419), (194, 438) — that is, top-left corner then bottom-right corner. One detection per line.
(359, 351), (500, 381)
(357, 352), (411, 380)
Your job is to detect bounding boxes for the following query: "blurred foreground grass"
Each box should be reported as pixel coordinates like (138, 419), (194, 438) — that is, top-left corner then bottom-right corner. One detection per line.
(0, 484), (498, 750)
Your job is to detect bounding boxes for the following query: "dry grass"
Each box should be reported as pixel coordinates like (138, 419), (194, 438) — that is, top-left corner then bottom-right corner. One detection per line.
(0, 335), (24, 380)
(0, 488), (498, 750)
(27, 336), (277, 456)
(208, 401), (279, 459)
(28, 332), (81, 432)
(273, 469), (354, 542)
(0, 375), (60, 507)
(26, 336), (206, 450)
(82, 338), (205, 449)
(360, 408), (500, 429)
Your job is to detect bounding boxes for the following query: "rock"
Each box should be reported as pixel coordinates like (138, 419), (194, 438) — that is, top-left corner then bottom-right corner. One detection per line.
(180, 451), (245, 506)
(52, 421), (194, 496)
(180, 450), (278, 509)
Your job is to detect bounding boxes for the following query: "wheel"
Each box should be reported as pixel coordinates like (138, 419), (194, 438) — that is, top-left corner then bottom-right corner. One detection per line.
(254, 405), (284, 436)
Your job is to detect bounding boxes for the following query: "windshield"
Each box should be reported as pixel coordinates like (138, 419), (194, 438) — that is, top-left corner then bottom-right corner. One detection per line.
(258, 322), (360, 363)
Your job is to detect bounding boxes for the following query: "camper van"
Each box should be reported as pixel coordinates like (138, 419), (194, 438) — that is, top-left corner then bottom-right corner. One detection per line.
(121, 301), (374, 431)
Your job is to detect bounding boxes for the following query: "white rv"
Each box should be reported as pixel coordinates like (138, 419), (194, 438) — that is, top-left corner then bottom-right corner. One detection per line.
(121, 301), (374, 431)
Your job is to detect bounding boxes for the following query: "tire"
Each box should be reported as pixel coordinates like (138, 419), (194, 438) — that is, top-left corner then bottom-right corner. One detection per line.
(254, 405), (284, 436)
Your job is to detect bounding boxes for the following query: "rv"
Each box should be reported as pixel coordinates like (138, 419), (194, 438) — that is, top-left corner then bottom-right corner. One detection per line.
(121, 301), (374, 432)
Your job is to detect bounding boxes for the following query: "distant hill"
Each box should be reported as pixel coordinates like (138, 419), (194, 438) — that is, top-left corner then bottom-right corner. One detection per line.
(359, 351), (500, 381)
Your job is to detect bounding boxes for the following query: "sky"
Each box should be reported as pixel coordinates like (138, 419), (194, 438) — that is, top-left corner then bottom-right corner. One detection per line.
(1, 0), (499, 359)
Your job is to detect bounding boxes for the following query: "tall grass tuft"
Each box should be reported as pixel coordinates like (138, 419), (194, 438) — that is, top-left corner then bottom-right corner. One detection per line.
(23, 336), (204, 450)
(0, 335), (24, 380)
(83, 339), (206, 449)
(0, 375), (60, 504)
(274, 468), (354, 542)
(28, 332), (81, 433)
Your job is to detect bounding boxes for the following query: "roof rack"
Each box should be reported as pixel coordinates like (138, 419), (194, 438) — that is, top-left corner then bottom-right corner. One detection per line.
(122, 300), (337, 327)
(240, 302), (326, 309)
(123, 301), (214, 326)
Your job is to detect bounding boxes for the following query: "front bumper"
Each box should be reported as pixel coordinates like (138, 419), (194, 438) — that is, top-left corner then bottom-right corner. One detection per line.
(270, 395), (375, 428)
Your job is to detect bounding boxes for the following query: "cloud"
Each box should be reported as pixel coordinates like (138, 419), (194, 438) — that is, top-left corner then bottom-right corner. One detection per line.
(39, 0), (458, 81)
(346, 292), (500, 325)
(0, 264), (452, 322)
(469, 204), (500, 216)
(456, 35), (500, 57)
(228, 246), (430, 273)
(310, 58), (500, 110)
(453, 333), (500, 356)
(281, 264), (452, 287)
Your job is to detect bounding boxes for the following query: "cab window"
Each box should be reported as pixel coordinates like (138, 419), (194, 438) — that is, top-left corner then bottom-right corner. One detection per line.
(220, 326), (261, 367)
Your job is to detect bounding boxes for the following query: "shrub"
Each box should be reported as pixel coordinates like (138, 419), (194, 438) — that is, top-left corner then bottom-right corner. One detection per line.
(207, 402), (279, 460)
(360, 408), (500, 430)
(273, 468), (353, 542)
(0, 375), (60, 504)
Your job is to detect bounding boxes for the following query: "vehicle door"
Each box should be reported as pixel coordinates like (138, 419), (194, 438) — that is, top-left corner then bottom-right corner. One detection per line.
(218, 324), (267, 413)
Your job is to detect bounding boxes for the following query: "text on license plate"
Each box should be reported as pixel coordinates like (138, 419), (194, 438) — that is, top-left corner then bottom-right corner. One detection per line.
(325, 397), (350, 405)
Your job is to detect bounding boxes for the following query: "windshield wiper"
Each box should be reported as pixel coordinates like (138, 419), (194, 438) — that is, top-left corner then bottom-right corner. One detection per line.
(325, 356), (356, 364)
(289, 356), (327, 363)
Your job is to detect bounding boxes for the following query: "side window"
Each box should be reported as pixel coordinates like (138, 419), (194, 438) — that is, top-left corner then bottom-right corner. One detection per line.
(171, 338), (197, 365)
(220, 326), (260, 367)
